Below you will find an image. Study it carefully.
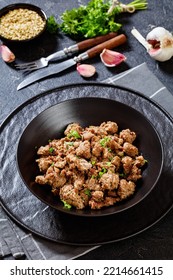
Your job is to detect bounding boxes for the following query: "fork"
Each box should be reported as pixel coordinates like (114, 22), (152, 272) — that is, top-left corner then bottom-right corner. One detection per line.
(15, 33), (117, 71)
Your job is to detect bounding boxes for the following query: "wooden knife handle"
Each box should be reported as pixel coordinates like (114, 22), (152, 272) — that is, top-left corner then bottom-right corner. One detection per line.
(77, 33), (117, 50)
(86, 34), (127, 58)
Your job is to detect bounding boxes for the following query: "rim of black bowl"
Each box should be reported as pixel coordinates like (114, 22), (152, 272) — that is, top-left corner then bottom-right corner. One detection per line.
(0, 3), (47, 43)
(16, 95), (164, 217)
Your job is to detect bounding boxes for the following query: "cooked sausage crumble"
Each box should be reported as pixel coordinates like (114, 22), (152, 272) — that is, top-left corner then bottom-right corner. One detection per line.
(35, 122), (147, 210)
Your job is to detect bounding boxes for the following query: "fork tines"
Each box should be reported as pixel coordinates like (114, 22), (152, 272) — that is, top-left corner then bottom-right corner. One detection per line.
(15, 63), (38, 71)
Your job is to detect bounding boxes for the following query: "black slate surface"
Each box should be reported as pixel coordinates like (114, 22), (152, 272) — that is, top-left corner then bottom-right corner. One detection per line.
(1, 0), (173, 122)
(1, 0), (173, 259)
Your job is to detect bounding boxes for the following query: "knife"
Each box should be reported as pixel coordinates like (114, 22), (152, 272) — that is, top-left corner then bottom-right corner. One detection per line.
(17, 34), (127, 90)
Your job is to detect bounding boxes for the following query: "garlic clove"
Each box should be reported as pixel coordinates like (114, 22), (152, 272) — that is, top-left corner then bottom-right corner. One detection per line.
(0, 44), (15, 63)
(76, 63), (96, 77)
(100, 49), (126, 67)
(146, 27), (173, 62)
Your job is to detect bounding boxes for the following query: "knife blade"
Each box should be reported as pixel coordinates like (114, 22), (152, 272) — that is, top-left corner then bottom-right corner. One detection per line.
(17, 34), (127, 90)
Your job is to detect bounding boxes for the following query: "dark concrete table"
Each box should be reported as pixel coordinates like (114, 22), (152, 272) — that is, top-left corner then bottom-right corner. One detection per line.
(1, 0), (173, 259)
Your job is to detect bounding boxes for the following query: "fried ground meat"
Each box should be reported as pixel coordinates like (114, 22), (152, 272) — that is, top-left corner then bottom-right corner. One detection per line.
(100, 173), (119, 190)
(119, 128), (136, 144)
(35, 121), (147, 209)
(123, 142), (139, 157)
(76, 140), (91, 159)
(59, 184), (88, 209)
(117, 179), (136, 200)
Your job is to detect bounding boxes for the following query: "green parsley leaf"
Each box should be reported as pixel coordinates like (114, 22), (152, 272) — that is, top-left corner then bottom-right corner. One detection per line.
(60, 0), (147, 39)
(100, 137), (110, 147)
(91, 160), (96, 165)
(99, 167), (107, 177)
(84, 189), (91, 197)
(61, 200), (72, 209)
(47, 15), (59, 34)
(49, 147), (54, 153)
(67, 130), (81, 139)
(60, 0), (122, 39)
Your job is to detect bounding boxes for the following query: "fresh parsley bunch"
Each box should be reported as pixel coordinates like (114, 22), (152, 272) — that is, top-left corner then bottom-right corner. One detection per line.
(60, 0), (121, 38)
(60, 0), (147, 39)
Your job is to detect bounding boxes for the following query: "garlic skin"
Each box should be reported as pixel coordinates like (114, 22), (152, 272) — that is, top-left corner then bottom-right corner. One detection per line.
(76, 64), (96, 77)
(146, 27), (173, 62)
(0, 44), (15, 63)
(100, 49), (126, 67)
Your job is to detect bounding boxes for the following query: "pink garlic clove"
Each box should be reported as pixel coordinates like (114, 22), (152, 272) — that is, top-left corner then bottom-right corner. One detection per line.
(100, 49), (126, 67)
(76, 63), (96, 77)
(0, 44), (15, 63)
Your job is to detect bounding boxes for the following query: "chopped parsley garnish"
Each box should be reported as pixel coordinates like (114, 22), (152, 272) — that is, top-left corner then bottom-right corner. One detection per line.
(91, 160), (96, 165)
(49, 147), (54, 153)
(100, 137), (110, 147)
(84, 189), (91, 197)
(99, 167), (107, 177)
(61, 200), (72, 209)
(67, 130), (81, 139)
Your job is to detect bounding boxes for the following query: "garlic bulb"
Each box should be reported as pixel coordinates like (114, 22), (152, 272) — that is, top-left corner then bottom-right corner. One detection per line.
(100, 49), (126, 67)
(0, 44), (15, 63)
(76, 64), (96, 77)
(146, 27), (173, 62)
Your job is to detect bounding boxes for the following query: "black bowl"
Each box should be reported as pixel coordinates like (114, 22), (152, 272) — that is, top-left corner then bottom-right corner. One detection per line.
(17, 97), (163, 217)
(0, 3), (47, 43)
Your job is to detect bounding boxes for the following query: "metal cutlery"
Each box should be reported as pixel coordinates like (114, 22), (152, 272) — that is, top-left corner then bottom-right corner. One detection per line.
(15, 33), (117, 71)
(17, 34), (127, 90)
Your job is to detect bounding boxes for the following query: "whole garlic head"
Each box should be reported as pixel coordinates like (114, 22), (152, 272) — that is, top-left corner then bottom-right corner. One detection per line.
(146, 27), (173, 62)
